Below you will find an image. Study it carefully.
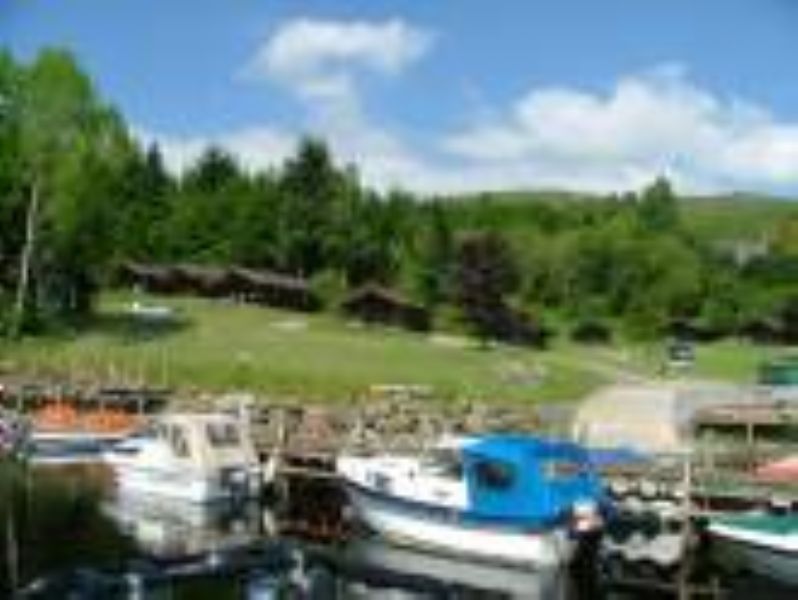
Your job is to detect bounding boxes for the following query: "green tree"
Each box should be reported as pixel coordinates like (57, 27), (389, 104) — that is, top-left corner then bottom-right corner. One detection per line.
(277, 137), (346, 276)
(453, 231), (520, 343)
(183, 146), (240, 194)
(112, 143), (173, 263)
(412, 201), (454, 308)
(637, 176), (679, 232)
(4, 49), (133, 330)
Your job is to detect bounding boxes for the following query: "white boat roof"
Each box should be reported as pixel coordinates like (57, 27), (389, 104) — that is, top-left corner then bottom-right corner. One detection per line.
(157, 412), (242, 425)
(434, 434), (477, 451)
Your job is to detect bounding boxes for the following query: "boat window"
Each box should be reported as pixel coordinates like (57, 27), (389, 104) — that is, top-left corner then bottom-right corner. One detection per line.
(474, 460), (515, 491)
(422, 449), (463, 480)
(542, 459), (585, 481)
(369, 472), (392, 492)
(206, 422), (241, 447)
(154, 423), (168, 440)
(169, 426), (189, 458)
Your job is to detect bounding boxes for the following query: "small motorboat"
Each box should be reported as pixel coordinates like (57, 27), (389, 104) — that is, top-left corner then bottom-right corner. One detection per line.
(708, 513), (798, 586)
(105, 412), (271, 503)
(25, 402), (141, 465)
(337, 434), (608, 568)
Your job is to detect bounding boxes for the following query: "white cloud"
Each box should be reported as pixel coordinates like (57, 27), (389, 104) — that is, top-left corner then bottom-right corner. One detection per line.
(244, 17), (432, 106)
(443, 66), (798, 192)
(149, 26), (798, 197)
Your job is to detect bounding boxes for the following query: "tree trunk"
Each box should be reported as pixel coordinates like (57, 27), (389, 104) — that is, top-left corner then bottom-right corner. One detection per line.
(12, 177), (39, 338)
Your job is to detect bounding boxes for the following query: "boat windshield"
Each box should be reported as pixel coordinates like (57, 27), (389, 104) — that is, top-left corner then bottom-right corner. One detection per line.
(206, 421), (241, 448)
(156, 423), (190, 457)
(422, 448), (463, 480)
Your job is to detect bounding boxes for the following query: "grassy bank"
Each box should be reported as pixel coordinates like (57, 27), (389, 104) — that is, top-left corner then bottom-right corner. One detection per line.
(1, 293), (790, 405)
(0, 293), (602, 405)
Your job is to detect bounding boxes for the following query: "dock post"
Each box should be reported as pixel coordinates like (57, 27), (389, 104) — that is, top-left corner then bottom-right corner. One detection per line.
(745, 419), (756, 471)
(5, 502), (19, 597)
(677, 452), (693, 600)
(274, 406), (289, 506)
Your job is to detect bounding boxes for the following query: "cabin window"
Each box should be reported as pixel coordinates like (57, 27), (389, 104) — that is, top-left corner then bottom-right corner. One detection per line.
(542, 459), (585, 481)
(422, 449), (463, 480)
(370, 472), (392, 492)
(154, 423), (168, 440)
(168, 426), (189, 458)
(206, 422), (241, 447)
(474, 460), (515, 491)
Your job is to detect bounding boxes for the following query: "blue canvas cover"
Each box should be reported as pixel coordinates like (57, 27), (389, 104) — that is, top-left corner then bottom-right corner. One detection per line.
(587, 446), (650, 467)
(462, 435), (605, 526)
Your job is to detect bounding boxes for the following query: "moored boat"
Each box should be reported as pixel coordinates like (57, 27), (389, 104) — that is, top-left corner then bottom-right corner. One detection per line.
(105, 412), (271, 502)
(25, 401), (142, 465)
(708, 513), (798, 586)
(755, 455), (798, 484)
(337, 434), (607, 568)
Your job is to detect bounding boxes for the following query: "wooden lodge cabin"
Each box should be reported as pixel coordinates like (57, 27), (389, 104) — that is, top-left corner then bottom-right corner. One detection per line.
(570, 319), (612, 345)
(117, 262), (319, 313)
(738, 318), (787, 345)
(341, 284), (430, 332)
(118, 263), (182, 294)
(488, 305), (551, 348)
(229, 267), (320, 312)
(173, 264), (236, 298)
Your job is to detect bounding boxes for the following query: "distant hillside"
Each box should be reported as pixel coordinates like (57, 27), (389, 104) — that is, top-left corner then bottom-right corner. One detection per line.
(681, 194), (798, 241)
(440, 189), (798, 243)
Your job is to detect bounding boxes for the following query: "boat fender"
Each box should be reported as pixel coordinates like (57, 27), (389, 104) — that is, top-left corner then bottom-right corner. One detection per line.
(571, 500), (602, 534)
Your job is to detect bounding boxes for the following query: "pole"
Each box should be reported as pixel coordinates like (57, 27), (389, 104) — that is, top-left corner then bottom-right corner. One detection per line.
(678, 453), (693, 600)
(12, 177), (40, 339)
(5, 500), (18, 595)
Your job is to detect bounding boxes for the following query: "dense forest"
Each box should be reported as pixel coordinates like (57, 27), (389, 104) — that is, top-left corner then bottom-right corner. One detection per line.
(1, 49), (798, 344)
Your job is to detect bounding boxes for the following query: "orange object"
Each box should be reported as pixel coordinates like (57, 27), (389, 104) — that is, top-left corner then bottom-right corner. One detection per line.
(33, 402), (140, 434)
(756, 455), (798, 483)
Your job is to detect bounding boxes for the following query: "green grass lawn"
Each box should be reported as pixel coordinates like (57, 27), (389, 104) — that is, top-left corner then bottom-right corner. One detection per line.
(0, 293), (602, 405)
(2, 293), (790, 405)
(581, 337), (796, 384)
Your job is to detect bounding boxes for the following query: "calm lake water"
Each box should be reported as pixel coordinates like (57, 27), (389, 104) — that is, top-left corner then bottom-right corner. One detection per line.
(0, 463), (794, 599)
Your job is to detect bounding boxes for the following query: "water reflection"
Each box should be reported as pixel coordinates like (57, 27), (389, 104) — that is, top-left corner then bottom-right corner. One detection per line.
(100, 487), (574, 598)
(341, 536), (572, 599)
(0, 462), (136, 597)
(3, 463), (795, 599)
(102, 492), (275, 559)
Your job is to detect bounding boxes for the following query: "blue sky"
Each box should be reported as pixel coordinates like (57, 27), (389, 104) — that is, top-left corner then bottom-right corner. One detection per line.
(4, 0), (798, 195)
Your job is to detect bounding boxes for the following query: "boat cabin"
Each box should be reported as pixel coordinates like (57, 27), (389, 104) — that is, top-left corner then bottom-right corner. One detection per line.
(345, 434), (606, 527)
(431, 435), (606, 524)
(110, 413), (259, 475)
(149, 413), (258, 469)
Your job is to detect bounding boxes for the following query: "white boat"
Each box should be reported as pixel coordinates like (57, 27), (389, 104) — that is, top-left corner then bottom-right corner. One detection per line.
(337, 434), (607, 568)
(709, 514), (798, 586)
(105, 412), (271, 502)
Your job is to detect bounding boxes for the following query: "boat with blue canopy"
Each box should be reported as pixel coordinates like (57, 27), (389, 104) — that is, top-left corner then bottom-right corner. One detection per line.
(337, 434), (608, 567)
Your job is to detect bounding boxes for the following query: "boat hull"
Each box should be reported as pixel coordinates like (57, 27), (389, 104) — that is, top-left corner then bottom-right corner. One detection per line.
(28, 431), (132, 465)
(710, 522), (798, 586)
(344, 482), (576, 568)
(107, 456), (263, 503)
